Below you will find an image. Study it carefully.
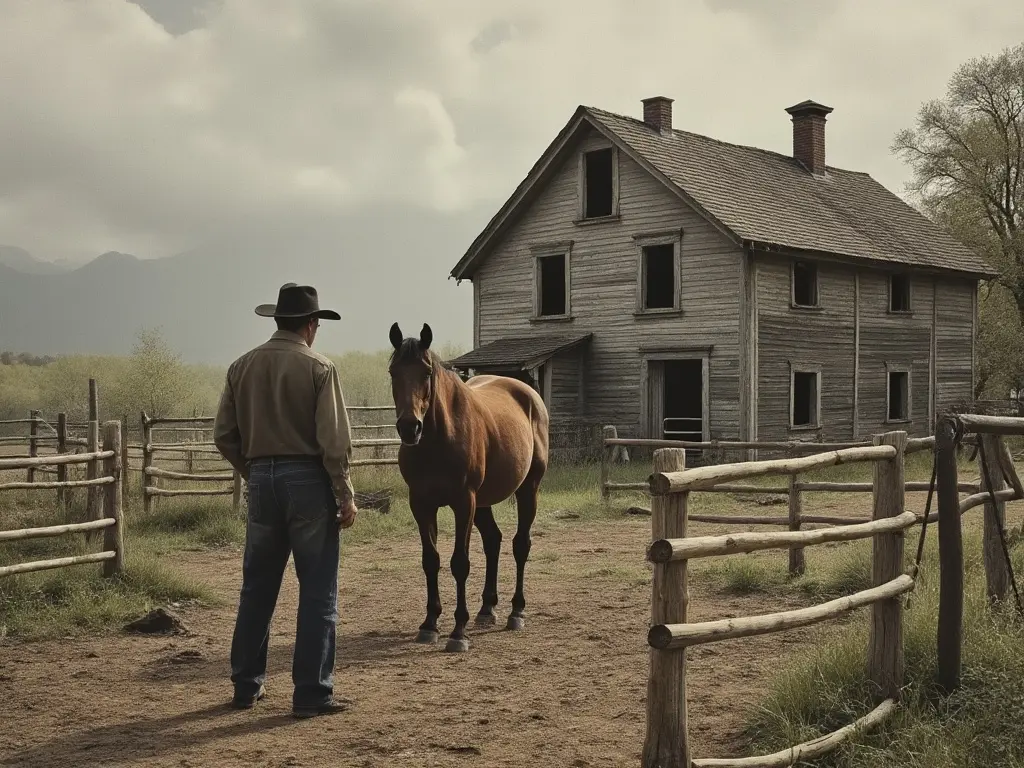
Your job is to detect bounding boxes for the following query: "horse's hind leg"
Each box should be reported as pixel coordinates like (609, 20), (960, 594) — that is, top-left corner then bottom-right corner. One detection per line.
(508, 469), (541, 631)
(473, 506), (501, 627)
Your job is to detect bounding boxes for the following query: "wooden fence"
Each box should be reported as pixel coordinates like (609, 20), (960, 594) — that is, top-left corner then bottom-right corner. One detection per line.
(2, 389), (400, 516)
(137, 406), (401, 514)
(640, 419), (1024, 766)
(0, 420), (124, 580)
(934, 413), (1024, 694)
(602, 429), (985, 576)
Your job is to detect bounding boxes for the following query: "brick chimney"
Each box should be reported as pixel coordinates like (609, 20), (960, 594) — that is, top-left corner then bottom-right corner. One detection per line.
(785, 100), (833, 176)
(642, 96), (673, 134)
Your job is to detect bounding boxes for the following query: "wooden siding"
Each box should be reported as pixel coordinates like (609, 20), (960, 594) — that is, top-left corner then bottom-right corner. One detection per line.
(935, 278), (975, 413)
(855, 271), (933, 437)
(756, 254), (976, 443)
(473, 125), (743, 438)
(547, 347), (585, 419)
(754, 256), (857, 443)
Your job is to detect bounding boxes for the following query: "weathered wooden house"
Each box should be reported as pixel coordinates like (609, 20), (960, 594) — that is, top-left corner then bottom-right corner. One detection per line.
(447, 97), (995, 450)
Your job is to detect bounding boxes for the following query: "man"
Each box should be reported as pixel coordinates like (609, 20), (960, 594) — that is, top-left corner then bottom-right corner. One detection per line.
(213, 282), (358, 718)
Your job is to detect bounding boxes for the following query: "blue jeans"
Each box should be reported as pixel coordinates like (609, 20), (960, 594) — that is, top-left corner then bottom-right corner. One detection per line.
(230, 457), (340, 708)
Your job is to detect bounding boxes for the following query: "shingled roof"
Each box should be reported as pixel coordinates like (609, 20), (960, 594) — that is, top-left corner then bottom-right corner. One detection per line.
(448, 333), (592, 371)
(450, 102), (996, 280)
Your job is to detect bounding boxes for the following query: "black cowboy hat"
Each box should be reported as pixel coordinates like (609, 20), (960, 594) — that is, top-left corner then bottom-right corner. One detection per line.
(254, 283), (341, 320)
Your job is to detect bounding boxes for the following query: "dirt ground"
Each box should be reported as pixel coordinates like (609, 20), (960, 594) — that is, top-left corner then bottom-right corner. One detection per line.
(0, 512), (841, 768)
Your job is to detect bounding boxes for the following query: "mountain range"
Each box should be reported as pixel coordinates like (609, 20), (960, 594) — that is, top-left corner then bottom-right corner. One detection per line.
(0, 206), (479, 364)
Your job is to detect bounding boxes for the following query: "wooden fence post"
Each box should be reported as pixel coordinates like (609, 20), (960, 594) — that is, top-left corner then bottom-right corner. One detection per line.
(978, 433), (1010, 605)
(788, 473), (805, 576)
(600, 425), (617, 500)
(102, 420), (125, 578)
(867, 430), (907, 701)
(141, 411), (153, 515)
(27, 409), (39, 483)
(56, 412), (68, 511)
(120, 414), (130, 516)
(86, 379), (101, 534)
(642, 447), (689, 768)
(935, 416), (963, 694)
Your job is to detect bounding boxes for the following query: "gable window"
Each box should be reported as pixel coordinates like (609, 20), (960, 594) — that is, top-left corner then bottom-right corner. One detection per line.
(889, 273), (911, 312)
(582, 148), (615, 219)
(535, 251), (569, 318)
(792, 260), (819, 307)
(790, 369), (820, 429)
(887, 369), (910, 422)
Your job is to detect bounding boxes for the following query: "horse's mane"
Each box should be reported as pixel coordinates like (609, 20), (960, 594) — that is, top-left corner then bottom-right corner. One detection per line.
(388, 338), (455, 374)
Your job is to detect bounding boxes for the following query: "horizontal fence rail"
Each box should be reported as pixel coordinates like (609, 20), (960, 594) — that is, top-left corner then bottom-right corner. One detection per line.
(640, 420), (1024, 766)
(642, 431), (913, 768)
(0, 420), (124, 581)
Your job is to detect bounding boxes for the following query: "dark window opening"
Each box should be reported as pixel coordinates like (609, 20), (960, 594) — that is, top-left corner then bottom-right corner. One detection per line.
(643, 244), (675, 309)
(584, 148), (614, 218)
(792, 371), (818, 427)
(890, 274), (911, 312)
(888, 371), (909, 421)
(663, 358), (704, 462)
(538, 254), (566, 316)
(793, 261), (818, 307)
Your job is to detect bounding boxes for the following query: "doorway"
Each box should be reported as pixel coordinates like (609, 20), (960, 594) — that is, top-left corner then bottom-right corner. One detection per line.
(662, 359), (704, 442)
(646, 357), (707, 443)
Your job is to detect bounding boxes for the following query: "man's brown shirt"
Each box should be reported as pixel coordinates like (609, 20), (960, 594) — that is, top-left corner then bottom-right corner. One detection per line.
(213, 330), (354, 503)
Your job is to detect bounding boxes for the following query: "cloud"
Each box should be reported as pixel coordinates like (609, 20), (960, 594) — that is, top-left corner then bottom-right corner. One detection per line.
(0, 0), (1022, 274)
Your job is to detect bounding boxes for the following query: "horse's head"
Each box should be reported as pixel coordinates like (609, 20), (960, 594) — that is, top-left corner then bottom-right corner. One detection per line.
(388, 321), (434, 446)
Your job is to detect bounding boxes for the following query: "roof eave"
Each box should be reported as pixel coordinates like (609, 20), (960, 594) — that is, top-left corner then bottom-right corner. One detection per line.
(582, 111), (742, 247)
(743, 239), (999, 280)
(449, 106), (592, 282)
(449, 106), (745, 282)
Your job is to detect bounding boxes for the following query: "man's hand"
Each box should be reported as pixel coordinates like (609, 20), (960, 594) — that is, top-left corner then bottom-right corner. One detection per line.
(337, 495), (358, 529)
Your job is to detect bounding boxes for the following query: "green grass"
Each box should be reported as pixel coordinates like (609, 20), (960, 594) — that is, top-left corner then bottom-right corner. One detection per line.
(0, 487), (218, 640)
(704, 522), (1024, 768)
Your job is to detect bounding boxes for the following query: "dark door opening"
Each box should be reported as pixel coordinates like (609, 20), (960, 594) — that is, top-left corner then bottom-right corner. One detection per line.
(662, 359), (704, 462)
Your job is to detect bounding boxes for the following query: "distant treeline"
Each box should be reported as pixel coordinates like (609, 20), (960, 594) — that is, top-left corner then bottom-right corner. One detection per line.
(0, 351), (57, 367)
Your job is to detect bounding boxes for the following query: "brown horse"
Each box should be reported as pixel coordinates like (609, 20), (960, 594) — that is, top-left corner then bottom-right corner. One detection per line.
(387, 322), (549, 653)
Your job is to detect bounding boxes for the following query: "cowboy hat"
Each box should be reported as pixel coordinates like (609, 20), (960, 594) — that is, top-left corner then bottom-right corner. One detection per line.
(254, 283), (341, 320)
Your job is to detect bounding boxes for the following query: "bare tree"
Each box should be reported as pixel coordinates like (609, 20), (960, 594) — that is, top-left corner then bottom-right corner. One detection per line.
(894, 43), (1024, 398)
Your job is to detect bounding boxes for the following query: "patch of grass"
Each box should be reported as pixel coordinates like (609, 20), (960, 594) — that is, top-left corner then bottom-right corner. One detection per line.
(699, 556), (789, 596)
(796, 542), (875, 600)
(0, 491), (223, 639)
(739, 524), (1024, 768)
(0, 541), (212, 640)
(131, 498), (245, 547)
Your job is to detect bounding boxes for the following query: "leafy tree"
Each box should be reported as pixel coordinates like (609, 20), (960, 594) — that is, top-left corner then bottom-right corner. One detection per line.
(114, 328), (197, 419)
(893, 43), (1024, 400)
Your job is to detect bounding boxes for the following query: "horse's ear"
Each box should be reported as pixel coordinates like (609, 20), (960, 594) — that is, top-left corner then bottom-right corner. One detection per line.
(389, 322), (403, 350)
(420, 323), (433, 351)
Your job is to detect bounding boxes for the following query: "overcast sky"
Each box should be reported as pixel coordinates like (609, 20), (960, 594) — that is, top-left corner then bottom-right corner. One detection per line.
(1, 0), (1022, 352)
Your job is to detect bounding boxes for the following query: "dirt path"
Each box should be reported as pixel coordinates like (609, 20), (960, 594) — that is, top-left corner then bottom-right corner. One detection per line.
(0, 514), (832, 767)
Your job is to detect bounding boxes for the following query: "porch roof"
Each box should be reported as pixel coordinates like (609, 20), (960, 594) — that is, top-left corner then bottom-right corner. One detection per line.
(447, 333), (592, 371)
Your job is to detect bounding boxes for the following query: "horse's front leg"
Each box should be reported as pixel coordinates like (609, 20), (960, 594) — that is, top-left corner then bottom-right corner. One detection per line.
(445, 489), (476, 653)
(411, 495), (441, 644)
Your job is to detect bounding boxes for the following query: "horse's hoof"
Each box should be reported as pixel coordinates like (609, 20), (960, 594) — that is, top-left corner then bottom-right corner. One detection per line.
(506, 615), (525, 631)
(475, 613), (496, 628)
(415, 629), (439, 644)
(444, 637), (470, 653)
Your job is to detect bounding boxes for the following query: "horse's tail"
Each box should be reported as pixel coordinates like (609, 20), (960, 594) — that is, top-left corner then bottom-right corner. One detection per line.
(507, 492), (517, 510)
